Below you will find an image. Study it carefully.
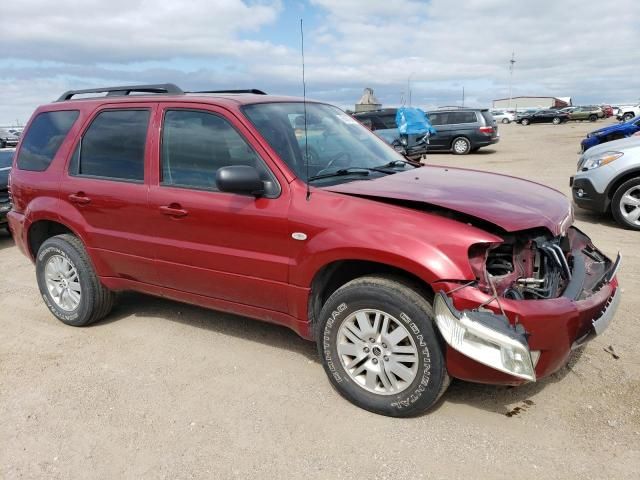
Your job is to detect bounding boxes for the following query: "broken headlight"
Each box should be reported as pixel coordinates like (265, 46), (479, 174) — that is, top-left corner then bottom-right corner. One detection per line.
(434, 292), (536, 381)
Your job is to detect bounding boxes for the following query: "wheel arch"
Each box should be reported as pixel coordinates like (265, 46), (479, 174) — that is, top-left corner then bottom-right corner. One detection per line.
(307, 259), (436, 331)
(605, 168), (640, 202)
(27, 218), (78, 260)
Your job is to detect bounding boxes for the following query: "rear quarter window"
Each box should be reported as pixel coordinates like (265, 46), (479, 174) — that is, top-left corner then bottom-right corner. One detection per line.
(481, 111), (495, 125)
(17, 110), (79, 171)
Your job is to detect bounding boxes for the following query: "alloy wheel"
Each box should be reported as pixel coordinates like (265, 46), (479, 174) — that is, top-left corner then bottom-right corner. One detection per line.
(453, 139), (469, 154)
(619, 185), (640, 227)
(44, 254), (82, 311)
(337, 309), (419, 395)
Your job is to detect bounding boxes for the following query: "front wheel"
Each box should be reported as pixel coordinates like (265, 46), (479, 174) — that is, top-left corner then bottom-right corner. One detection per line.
(501, 118), (510, 124)
(623, 113), (634, 122)
(317, 276), (449, 417)
(521, 118), (530, 126)
(451, 136), (471, 155)
(611, 178), (640, 230)
(36, 234), (114, 326)
(589, 114), (597, 122)
(552, 117), (562, 125)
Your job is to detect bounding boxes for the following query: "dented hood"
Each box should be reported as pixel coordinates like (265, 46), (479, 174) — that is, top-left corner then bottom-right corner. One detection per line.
(324, 166), (573, 236)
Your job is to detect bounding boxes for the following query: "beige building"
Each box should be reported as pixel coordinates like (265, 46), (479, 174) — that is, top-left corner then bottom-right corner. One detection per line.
(492, 96), (571, 110)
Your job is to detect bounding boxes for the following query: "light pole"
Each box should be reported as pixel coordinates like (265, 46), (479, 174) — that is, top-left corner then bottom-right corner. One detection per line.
(508, 51), (516, 109)
(408, 72), (415, 107)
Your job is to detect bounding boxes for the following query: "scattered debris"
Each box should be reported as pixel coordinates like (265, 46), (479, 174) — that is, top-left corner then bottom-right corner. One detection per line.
(603, 345), (620, 360)
(505, 399), (535, 417)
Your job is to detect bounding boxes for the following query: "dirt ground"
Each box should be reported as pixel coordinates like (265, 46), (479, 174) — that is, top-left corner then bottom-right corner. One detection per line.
(1, 119), (638, 479)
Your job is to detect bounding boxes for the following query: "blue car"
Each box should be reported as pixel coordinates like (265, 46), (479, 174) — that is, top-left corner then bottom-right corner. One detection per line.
(581, 115), (640, 152)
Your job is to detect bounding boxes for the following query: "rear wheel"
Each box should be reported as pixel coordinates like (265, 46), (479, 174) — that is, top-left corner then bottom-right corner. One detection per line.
(552, 117), (562, 125)
(317, 275), (449, 417)
(501, 118), (510, 124)
(36, 234), (114, 326)
(589, 114), (597, 122)
(611, 178), (640, 230)
(451, 137), (471, 155)
(623, 113), (634, 122)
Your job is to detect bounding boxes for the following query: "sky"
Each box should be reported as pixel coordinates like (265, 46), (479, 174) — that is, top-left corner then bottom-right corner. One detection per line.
(0, 0), (639, 125)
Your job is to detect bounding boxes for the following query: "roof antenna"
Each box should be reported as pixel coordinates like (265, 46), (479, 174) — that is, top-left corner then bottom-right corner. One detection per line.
(300, 18), (311, 201)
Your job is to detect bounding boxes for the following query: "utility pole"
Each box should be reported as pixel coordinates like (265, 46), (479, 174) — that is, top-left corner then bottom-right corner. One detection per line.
(508, 51), (516, 109)
(408, 72), (415, 107)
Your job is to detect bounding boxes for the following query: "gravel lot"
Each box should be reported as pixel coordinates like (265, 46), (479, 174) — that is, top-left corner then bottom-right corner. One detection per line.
(1, 119), (638, 479)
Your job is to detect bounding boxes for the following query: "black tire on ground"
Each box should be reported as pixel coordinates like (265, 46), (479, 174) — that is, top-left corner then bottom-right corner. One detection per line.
(501, 118), (510, 124)
(611, 177), (640, 231)
(316, 275), (450, 417)
(589, 114), (597, 122)
(521, 118), (530, 126)
(36, 234), (114, 326)
(623, 113), (634, 122)
(552, 117), (561, 125)
(451, 136), (471, 155)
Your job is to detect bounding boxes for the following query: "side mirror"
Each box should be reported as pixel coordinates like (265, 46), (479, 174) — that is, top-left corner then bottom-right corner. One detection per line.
(216, 165), (265, 197)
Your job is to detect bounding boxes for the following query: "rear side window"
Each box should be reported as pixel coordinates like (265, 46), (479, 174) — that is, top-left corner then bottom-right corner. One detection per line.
(17, 110), (79, 171)
(70, 109), (149, 182)
(448, 112), (477, 124)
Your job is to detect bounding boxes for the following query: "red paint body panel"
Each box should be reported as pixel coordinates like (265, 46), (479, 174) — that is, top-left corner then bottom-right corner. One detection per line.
(7, 92), (621, 386)
(326, 166), (573, 236)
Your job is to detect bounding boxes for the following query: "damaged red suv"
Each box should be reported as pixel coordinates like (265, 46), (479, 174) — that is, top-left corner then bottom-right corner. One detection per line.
(8, 84), (621, 417)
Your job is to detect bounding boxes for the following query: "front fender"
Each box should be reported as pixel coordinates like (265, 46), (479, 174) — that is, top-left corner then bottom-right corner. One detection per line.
(289, 188), (503, 287)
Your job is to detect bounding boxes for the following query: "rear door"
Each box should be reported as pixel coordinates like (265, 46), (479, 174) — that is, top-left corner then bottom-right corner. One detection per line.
(60, 105), (157, 282)
(146, 104), (292, 312)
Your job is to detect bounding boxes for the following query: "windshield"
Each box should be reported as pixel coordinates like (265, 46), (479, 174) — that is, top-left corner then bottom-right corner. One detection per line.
(0, 150), (14, 168)
(243, 102), (407, 182)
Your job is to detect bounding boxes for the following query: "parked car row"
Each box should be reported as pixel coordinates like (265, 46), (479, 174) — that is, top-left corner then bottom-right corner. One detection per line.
(0, 128), (20, 148)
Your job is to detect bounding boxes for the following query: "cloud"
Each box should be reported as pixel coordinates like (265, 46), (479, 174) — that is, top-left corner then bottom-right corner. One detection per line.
(1, 0), (639, 124)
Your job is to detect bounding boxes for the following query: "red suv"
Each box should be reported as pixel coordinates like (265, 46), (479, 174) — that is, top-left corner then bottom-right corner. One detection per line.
(8, 84), (621, 417)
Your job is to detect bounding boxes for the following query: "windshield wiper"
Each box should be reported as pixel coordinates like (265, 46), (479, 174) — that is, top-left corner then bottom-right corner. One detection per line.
(308, 168), (373, 182)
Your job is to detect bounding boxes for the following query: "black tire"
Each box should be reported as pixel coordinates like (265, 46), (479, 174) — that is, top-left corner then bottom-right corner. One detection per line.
(552, 117), (561, 125)
(589, 114), (597, 122)
(36, 234), (114, 326)
(623, 113), (634, 122)
(521, 118), (530, 126)
(501, 118), (510, 124)
(611, 177), (640, 231)
(316, 275), (449, 417)
(451, 136), (471, 155)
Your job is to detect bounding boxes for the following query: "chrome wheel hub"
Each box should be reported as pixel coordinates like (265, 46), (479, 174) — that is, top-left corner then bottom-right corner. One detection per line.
(337, 309), (419, 395)
(620, 186), (640, 226)
(44, 254), (81, 311)
(454, 140), (468, 153)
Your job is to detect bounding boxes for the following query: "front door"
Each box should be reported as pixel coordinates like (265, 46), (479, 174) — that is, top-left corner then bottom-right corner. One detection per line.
(147, 105), (292, 313)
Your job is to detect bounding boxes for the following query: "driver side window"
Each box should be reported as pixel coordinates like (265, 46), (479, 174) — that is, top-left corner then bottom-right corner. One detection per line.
(161, 109), (274, 191)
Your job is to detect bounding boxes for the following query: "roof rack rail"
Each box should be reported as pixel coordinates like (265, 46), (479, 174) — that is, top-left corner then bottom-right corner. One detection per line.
(56, 83), (184, 102)
(189, 89), (267, 95)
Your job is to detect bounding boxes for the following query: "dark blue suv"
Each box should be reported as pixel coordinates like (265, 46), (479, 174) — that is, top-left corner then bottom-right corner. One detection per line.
(581, 115), (640, 152)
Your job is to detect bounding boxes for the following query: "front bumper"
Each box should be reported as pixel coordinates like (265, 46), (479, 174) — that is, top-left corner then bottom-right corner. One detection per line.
(570, 176), (610, 213)
(433, 228), (621, 385)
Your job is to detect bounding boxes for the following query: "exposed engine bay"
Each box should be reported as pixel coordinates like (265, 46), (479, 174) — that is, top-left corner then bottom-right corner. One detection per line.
(470, 227), (611, 301)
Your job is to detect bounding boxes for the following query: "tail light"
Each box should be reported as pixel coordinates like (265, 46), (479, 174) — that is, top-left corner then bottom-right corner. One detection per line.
(479, 126), (494, 135)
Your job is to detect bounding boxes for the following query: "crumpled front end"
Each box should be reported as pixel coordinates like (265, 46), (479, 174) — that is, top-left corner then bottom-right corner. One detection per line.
(433, 227), (622, 385)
